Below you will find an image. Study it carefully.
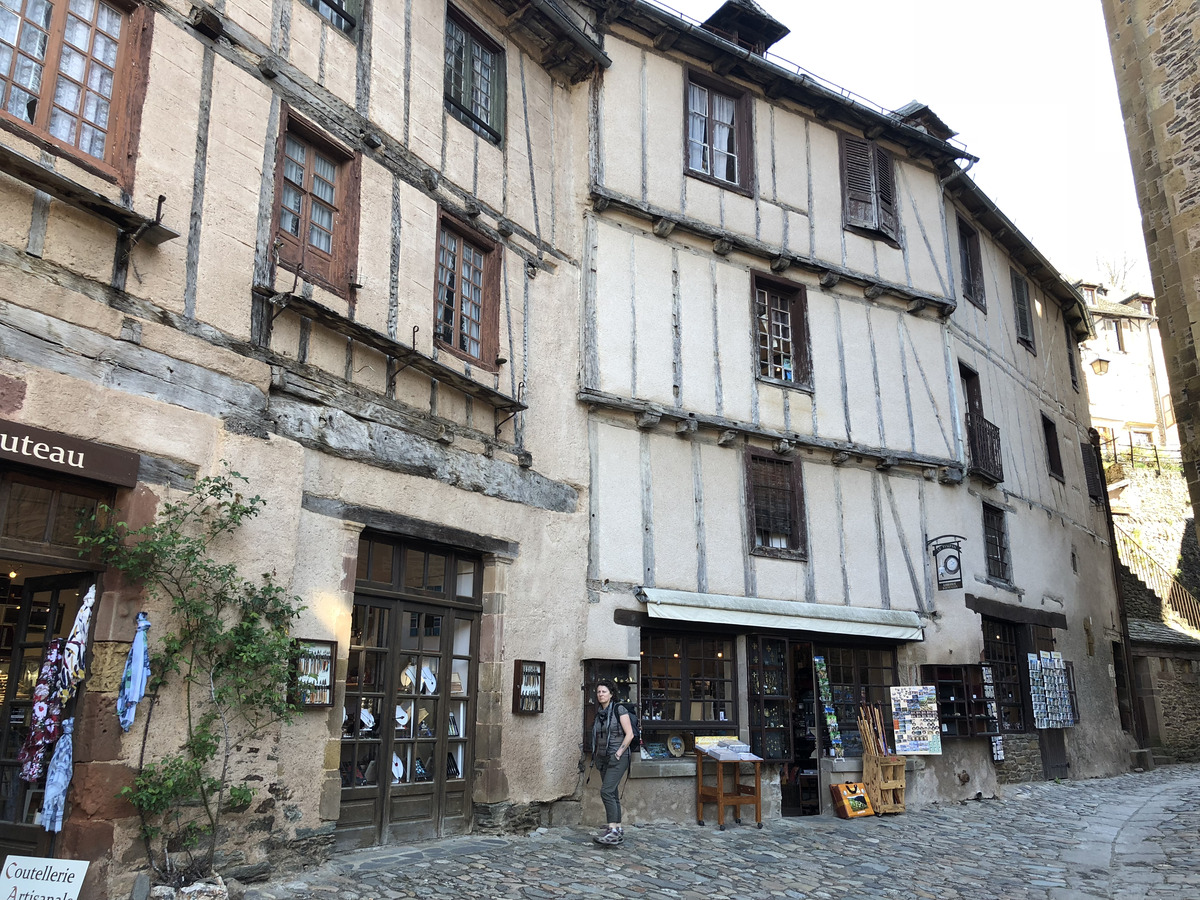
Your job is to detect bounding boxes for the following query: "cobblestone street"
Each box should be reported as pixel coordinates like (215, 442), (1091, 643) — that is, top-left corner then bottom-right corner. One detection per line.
(242, 763), (1200, 899)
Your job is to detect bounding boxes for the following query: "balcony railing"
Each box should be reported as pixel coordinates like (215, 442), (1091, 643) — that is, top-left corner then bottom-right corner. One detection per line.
(966, 412), (1003, 484)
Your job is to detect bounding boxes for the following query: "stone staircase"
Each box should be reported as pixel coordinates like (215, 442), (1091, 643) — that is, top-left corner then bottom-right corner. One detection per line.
(1113, 522), (1200, 641)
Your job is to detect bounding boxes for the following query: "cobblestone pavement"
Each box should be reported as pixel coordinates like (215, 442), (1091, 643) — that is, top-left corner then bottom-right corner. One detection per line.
(245, 764), (1200, 899)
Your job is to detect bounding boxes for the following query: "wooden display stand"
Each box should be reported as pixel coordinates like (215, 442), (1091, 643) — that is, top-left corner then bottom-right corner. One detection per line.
(862, 751), (905, 814)
(694, 750), (763, 830)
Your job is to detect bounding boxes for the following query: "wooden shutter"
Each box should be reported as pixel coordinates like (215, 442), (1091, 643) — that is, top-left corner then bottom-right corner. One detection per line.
(841, 135), (878, 230)
(1011, 270), (1033, 345)
(1081, 442), (1105, 501)
(874, 146), (897, 240)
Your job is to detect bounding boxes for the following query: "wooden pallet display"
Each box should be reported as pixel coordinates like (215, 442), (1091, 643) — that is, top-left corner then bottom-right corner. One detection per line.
(862, 751), (905, 814)
(857, 704), (905, 814)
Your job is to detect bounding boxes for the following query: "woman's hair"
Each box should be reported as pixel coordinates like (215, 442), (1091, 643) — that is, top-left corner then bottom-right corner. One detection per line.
(595, 679), (616, 695)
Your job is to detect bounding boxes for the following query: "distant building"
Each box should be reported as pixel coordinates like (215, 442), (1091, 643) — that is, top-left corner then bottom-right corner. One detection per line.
(1076, 282), (1178, 454)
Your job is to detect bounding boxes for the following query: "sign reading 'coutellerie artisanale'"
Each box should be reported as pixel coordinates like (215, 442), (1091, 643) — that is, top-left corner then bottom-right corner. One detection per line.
(0, 856), (89, 900)
(0, 420), (139, 487)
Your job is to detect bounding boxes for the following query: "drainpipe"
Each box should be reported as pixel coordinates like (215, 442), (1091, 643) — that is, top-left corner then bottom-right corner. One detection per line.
(1092, 427), (1144, 748)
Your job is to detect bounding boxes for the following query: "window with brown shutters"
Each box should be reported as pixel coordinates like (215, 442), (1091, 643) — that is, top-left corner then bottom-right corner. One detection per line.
(433, 211), (501, 371)
(746, 452), (805, 559)
(0, 0), (151, 186)
(839, 133), (898, 243)
(1011, 269), (1035, 351)
(1081, 441), (1104, 502)
(1065, 320), (1079, 390)
(1041, 414), (1064, 481)
(957, 217), (985, 310)
(754, 275), (811, 389)
(684, 69), (752, 193)
(271, 108), (362, 299)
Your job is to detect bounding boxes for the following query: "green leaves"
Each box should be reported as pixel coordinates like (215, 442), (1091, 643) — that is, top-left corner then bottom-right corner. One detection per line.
(84, 466), (304, 885)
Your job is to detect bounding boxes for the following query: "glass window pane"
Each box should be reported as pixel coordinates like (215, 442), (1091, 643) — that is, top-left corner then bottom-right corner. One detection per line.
(62, 14), (88, 51)
(25, 0), (50, 30)
(355, 538), (369, 581)
(403, 549), (424, 591)
(82, 90), (106, 127)
(85, 60), (111, 96)
(369, 543), (393, 584)
(426, 554), (445, 592)
(455, 559), (475, 597)
(453, 617), (471, 656)
(95, 1), (120, 38)
(67, 0), (93, 20)
(18, 23), (47, 60)
(91, 30), (116, 66)
(2, 482), (52, 541)
(53, 74), (80, 111)
(0, 9), (20, 45)
(51, 491), (96, 546)
(7, 85), (36, 122)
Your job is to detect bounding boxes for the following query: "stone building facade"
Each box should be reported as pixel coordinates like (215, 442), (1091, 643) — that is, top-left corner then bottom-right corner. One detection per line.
(1100, 0), (1200, 525)
(0, 0), (1137, 896)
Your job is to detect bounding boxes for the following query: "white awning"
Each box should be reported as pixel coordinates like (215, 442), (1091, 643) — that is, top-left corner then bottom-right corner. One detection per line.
(636, 588), (924, 642)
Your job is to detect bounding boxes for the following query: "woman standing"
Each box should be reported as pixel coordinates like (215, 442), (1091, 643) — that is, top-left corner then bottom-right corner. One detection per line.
(591, 680), (634, 845)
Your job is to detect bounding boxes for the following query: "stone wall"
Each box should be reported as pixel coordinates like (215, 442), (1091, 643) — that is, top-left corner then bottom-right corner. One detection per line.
(1149, 656), (1200, 761)
(1111, 466), (1200, 596)
(1102, 0), (1200, 531)
(994, 732), (1043, 784)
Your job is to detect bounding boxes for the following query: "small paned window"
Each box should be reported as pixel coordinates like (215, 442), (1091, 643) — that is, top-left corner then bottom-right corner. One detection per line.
(747, 452), (805, 559)
(444, 9), (503, 144)
(957, 217), (984, 310)
(982, 502), (1010, 582)
(840, 133), (898, 243)
(815, 646), (896, 758)
(1041, 414), (1064, 481)
(685, 72), (750, 190)
(754, 277), (810, 388)
(1011, 269), (1035, 351)
(0, 0), (147, 177)
(299, 0), (355, 32)
(434, 214), (500, 370)
(272, 110), (361, 298)
(982, 618), (1025, 733)
(640, 633), (736, 731)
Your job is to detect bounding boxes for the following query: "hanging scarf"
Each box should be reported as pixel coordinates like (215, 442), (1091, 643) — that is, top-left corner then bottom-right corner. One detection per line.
(117, 613), (151, 732)
(57, 585), (95, 704)
(18, 638), (66, 782)
(40, 717), (74, 833)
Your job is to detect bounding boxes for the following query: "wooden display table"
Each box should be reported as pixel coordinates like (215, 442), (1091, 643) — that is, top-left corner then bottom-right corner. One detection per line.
(694, 749), (763, 830)
(862, 752), (905, 814)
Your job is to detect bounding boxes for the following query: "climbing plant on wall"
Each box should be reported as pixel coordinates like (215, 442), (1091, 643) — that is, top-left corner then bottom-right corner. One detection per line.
(79, 467), (303, 888)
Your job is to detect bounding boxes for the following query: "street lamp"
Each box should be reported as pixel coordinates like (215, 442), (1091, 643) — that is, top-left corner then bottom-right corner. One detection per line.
(1091, 356), (1110, 375)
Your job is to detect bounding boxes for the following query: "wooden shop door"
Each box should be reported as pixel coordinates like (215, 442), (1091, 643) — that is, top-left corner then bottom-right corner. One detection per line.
(337, 536), (480, 849)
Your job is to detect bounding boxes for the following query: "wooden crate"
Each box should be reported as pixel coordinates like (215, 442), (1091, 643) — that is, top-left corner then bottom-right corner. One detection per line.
(862, 752), (905, 814)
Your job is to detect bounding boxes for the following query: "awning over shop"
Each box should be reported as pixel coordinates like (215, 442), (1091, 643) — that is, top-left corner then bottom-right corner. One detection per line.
(636, 588), (925, 642)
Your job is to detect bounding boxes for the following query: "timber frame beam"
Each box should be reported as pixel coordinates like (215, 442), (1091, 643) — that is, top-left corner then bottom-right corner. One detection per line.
(589, 184), (956, 317)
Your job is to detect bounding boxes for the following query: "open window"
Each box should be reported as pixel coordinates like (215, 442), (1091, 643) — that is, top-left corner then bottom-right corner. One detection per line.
(840, 133), (898, 243)
(754, 275), (811, 389)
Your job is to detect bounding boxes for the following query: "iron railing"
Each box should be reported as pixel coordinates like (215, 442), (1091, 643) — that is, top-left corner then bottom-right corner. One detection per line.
(1113, 522), (1200, 639)
(966, 412), (1003, 484)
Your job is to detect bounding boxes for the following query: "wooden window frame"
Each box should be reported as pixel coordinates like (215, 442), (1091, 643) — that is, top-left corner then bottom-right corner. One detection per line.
(1041, 413), (1064, 482)
(981, 617), (1027, 733)
(640, 632), (737, 732)
(920, 664), (999, 738)
(0, 0), (152, 191)
(433, 210), (501, 372)
(444, 6), (504, 145)
(839, 132), (899, 245)
(1113, 319), (1126, 352)
(298, 0), (356, 33)
(752, 273), (811, 391)
(814, 645), (897, 759)
(981, 502), (1010, 583)
(957, 216), (985, 310)
(683, 68), (753, 195)
(1011, 268), (1036, 353)
(745, 450), (806, 561)
(270, 106), (362, 300)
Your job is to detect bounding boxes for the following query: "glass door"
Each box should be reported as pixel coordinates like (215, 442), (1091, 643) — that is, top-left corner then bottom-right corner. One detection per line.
(0, 572), (92, 856)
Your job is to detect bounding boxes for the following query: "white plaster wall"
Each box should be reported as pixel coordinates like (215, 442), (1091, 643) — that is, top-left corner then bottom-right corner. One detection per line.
(878, 473), (926, 613)
(600, 38), (644, 201)
(906, 316), (957, 461)
(714, 261), (754, 423)
(901, 162), (953, 299)
(808, 123), (844, 267)
(804, 461), (846, 605)
(592, 423), (644, 584)
(699, 441), (747, 597)
(838, 299), (882, 447)
(807, 289), (849, 443)
(649, 435), (698, 590)
(677, 252), (719, 416)
(593, 221), (635, 398)
(645, 52), (683, 213)
(873, 307), (913, 453)
(631, 234), (676, 405)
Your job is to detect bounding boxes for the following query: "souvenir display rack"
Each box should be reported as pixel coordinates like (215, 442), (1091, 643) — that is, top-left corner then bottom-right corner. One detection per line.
(512, 659), (545, 714)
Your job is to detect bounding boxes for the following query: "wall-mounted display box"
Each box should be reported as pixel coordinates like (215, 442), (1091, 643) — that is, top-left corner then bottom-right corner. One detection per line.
(513, 659), (545, 714)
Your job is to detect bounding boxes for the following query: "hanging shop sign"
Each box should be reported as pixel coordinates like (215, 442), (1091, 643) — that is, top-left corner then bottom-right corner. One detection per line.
(926, 534), (965, 591)
(0, 419), (139, 486)
(0, 856), (89, 900)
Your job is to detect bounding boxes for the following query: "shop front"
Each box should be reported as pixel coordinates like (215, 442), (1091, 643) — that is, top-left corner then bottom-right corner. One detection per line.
(0, 420), (139, 859)
(581, 589), (923, 822)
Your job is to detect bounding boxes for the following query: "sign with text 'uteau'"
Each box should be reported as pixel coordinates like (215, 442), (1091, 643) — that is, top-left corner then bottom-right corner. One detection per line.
(0, 856), (89, 900)
(0, 419), (138, 486)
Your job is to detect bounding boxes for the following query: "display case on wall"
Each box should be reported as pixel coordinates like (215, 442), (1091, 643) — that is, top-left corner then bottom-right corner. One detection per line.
(581, 658), (639, 752)
(920, 664), (999, 737)
(747, 636), (792, 761)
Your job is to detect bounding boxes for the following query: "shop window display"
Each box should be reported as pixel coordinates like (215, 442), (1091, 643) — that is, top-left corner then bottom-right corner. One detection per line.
(639, 633), (735, 755)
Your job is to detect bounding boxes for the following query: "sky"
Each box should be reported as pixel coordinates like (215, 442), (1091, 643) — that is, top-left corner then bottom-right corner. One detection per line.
(658, 0), (1153, 296)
